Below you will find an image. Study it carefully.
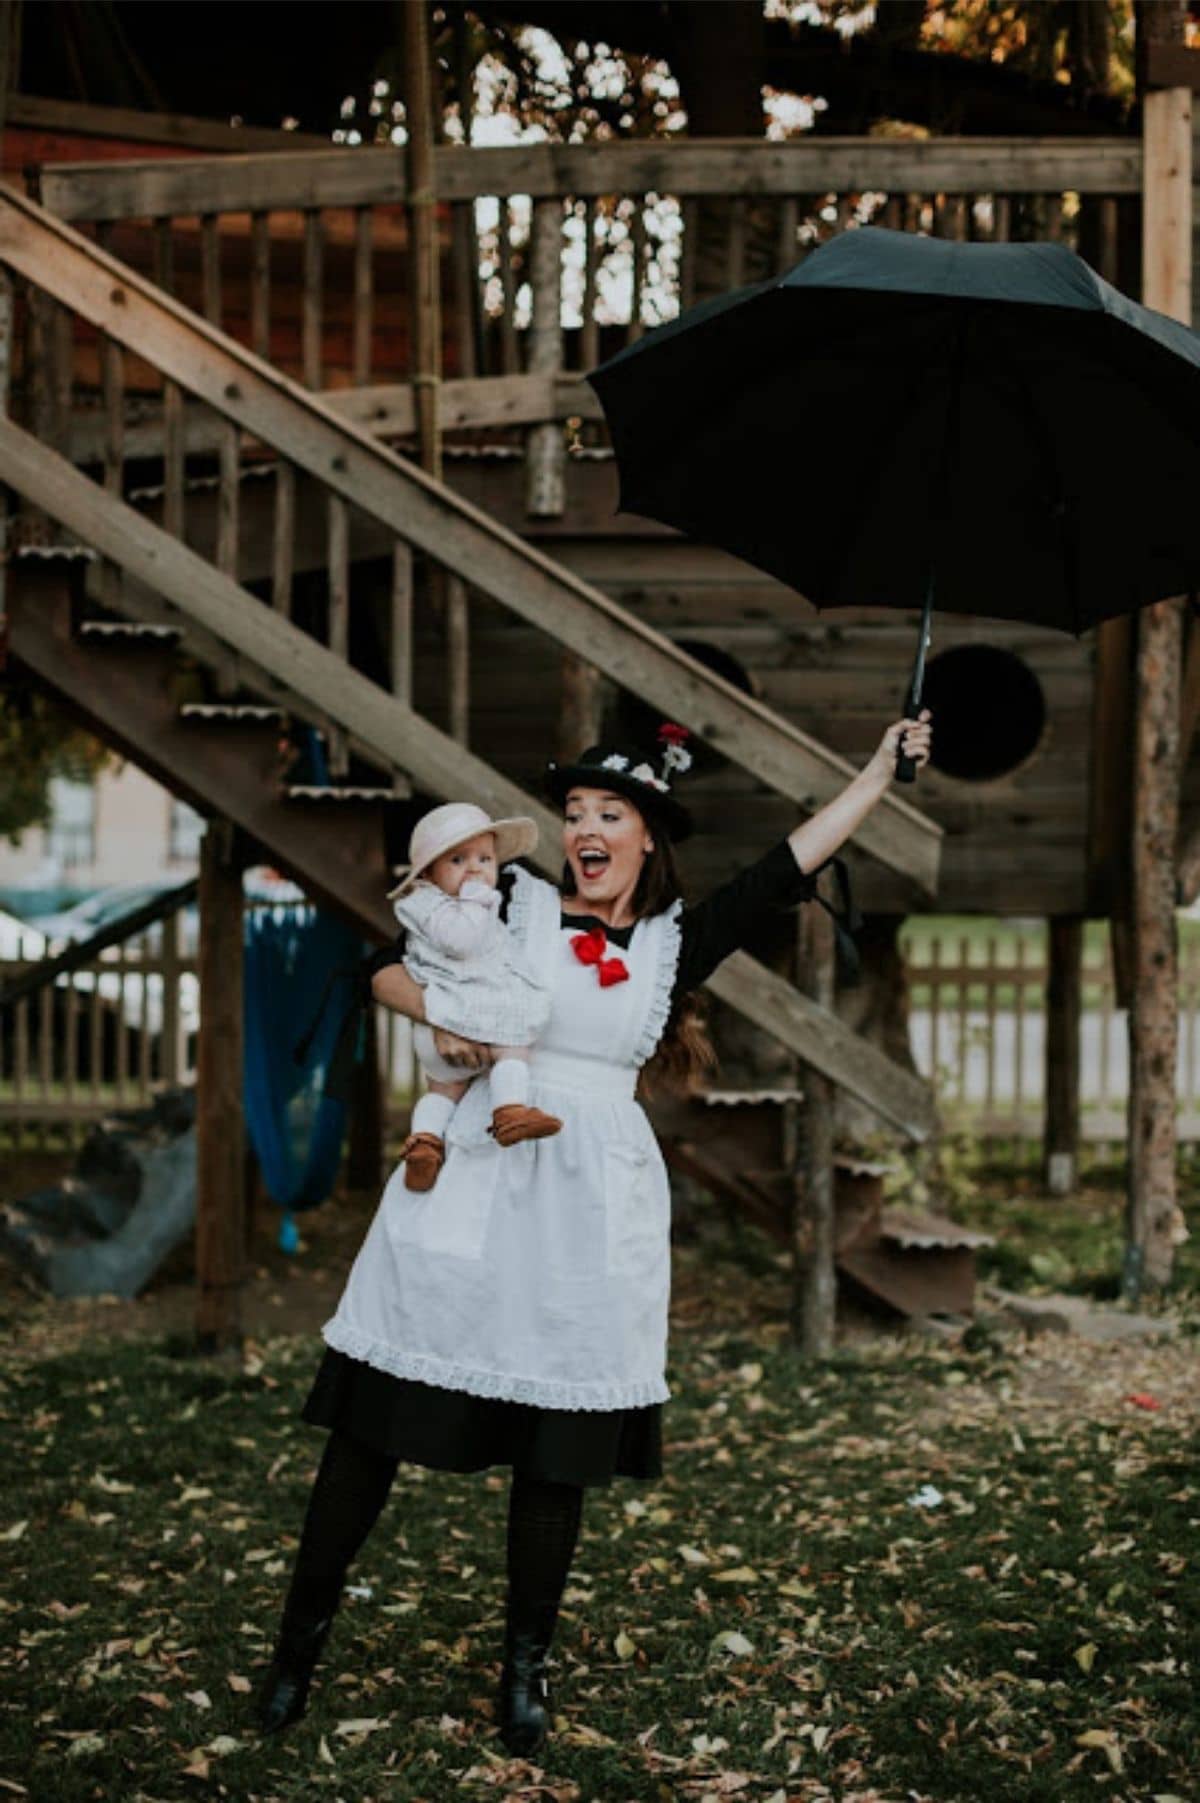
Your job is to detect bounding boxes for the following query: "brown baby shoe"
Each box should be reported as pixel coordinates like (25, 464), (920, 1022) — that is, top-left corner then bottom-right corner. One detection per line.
(402, 1132), (446, 1192)
(490, 1105), (563, 1148)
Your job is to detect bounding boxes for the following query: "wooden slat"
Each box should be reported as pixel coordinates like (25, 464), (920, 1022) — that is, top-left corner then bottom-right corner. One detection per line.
(38, 139), (1147, 222)
(200, 214), (221, 328)
(217, 422), (240, 579)
(352, 205), (373, 385)
(390, 538), (413, 706)
(524, 195), (565, 517)
(249, 210), (271, 359)
(450, 200), (475, 380)
(446, 572), (470, 745)
(580, 198), (598, 371)
(4, 469), (934, 1134)
(0, 190), (941, 892)
(326, 490), (350, 775)
(498, 200), (518, 375)
(272, 459), (294, 615)
(629, 200), (647, 342)
(302, 207), (323, 389)
(725, 195), (746, 290)
(9, 91), (331, 156)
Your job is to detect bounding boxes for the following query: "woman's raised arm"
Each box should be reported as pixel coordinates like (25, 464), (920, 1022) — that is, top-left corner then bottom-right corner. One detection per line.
(787, 710), (932, 875)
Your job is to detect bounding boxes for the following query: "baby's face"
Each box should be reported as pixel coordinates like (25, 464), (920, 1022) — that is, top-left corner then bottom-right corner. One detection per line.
(428, 831), (498, 897)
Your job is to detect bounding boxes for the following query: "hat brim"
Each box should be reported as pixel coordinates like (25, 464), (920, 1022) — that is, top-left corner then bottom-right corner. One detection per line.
(387, 815), (540, 900)
(545, 763), (692, 842)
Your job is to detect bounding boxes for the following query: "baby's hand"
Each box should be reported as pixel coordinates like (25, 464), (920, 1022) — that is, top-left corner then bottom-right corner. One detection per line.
(458, 878), (500, 908)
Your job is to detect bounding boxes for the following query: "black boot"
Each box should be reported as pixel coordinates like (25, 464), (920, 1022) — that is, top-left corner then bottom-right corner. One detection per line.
(498, 1603), (557, 1757)
(255, 1612), (333, 1736)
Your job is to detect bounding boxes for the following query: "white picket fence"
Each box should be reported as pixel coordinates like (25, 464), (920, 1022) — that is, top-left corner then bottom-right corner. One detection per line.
(902, 926), (1200, 1147)
(4, 920), (1198, 1151)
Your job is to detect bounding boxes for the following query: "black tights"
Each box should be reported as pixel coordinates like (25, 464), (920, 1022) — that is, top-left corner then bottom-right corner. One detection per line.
(278, 1429), (584, 1642)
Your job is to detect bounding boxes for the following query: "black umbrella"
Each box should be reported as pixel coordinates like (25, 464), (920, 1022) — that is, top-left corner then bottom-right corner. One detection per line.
(588, 227), (1200, 779)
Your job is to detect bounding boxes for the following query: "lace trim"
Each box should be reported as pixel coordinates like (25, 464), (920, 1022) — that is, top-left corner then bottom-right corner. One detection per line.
(323, 1319), (671, 1412)
(632, 898), (683, 1068)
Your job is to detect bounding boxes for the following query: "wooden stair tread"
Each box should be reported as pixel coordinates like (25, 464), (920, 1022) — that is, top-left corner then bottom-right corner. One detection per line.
(78, 619), (180, 641)
(285, 783), (398, 801)
(179, 702), (285, 723)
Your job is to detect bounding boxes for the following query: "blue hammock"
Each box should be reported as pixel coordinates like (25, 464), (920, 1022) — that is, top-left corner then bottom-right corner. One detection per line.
(243, 902), (364, 1252)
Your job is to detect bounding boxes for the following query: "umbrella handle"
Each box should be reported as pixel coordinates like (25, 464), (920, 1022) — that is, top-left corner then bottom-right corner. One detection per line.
(895, 581), (935, 784)
(894, 692), (919, 784)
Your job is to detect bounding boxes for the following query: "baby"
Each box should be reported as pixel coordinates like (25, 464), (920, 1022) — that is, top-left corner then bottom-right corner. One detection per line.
(388, 801), (561, 1192)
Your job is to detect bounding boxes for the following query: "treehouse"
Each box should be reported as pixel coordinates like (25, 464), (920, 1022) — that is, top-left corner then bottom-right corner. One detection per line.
(1, 71), (1196, 1333)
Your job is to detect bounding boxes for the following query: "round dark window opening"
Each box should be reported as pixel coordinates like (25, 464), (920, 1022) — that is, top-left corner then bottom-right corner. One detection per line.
(922, 644), (1046, 782)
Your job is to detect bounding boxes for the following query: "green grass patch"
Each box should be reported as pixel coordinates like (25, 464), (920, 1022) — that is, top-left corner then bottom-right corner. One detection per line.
(2, 1318), (1197, 1801)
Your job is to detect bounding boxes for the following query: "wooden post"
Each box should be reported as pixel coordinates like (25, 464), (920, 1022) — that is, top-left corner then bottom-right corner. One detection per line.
(1043, 916), (1082, 1196)
(525, 196), (565, 517)
(791, 902), (837, 1354)
(1125, 6), (1192, 1298)
(403, 0), (442, 483)
(557, 653), (606, 761)
(195, 822), (245, 1353)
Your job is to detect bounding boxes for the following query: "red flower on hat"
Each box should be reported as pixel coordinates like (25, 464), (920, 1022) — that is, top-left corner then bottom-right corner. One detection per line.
(571, 928), (629, 987)
(658, 723), (690, 746)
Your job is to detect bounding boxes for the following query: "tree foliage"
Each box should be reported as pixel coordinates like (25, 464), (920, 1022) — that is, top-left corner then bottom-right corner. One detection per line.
(0, 683), (111, 846)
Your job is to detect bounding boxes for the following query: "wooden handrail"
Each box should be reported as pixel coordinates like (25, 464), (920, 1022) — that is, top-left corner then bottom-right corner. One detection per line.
(37, 137), (1149, 222)
(0, 184), (942, 895)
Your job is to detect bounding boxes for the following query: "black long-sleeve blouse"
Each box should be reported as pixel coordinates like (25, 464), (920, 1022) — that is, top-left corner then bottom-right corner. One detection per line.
(365, 838), (851, 1007)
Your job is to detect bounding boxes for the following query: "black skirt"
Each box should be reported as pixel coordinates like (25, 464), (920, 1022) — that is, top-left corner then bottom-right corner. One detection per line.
(301, 1348), (663, 1489)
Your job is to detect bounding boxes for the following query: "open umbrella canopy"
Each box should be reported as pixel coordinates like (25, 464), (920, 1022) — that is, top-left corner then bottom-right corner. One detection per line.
(588, 228), (1200, 635)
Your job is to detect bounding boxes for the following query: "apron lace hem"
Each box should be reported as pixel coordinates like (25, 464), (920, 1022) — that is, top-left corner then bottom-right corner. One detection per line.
(322, 1320), (671, 1412)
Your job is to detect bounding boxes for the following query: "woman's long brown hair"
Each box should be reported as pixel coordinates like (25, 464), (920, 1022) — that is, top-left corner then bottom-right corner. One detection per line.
(561, 822), (717, 1095)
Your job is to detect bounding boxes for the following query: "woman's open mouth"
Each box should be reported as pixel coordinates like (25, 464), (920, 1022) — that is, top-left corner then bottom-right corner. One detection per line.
(577, 849), (610, 883)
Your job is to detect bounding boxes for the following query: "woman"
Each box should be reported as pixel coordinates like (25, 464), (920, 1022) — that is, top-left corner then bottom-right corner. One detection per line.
(256, 711), (932, 1753)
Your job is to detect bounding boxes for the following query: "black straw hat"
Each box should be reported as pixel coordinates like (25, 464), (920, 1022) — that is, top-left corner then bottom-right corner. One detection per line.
(545, 728), (694, 842)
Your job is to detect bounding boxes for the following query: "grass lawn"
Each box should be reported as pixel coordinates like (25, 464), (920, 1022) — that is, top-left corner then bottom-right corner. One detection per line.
(1, 1181), (1197, 1803)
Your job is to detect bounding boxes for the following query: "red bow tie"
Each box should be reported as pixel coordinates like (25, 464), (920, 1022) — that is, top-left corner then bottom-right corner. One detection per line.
(570, 927), (629, 988)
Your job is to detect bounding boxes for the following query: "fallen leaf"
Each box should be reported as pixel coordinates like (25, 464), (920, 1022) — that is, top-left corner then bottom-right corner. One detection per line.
(1074, 1643), (1098, 1673)
(614, 1629), (637, 1660)
(334, 1717), (386, 1737)
(0, 1522), (28, 1542)
(226, 1673), (251, 1694)
(711, 1629), (755, 1657)
(205, 1735), (240, 1757)
(184, 1690), (212, 1711)
(713, 1566), (759, 1584)
(65, 1735), (105, 1759)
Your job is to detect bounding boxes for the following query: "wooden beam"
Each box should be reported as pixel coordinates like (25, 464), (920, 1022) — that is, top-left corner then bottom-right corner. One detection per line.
(36, 137), (1147, 222)
(0, 187), (941, 892)
(9, 92), (331, 154)
(195, 821), (245, 1352)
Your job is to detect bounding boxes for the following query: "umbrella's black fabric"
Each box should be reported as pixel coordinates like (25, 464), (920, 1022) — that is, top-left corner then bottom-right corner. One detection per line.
(589, 229), (1200, 633)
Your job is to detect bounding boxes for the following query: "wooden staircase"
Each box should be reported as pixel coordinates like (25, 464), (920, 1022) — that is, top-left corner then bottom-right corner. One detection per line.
(0, 183), (941, 1140)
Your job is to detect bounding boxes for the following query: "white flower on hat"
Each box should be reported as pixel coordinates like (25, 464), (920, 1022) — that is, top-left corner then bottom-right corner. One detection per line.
(661, 744), (692, 776)
(601, 753), (629, 771)
(631, 762), (668, 792)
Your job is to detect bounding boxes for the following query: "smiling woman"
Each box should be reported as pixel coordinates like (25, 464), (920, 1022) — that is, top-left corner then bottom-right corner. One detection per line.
(256, 709), (931, 1757)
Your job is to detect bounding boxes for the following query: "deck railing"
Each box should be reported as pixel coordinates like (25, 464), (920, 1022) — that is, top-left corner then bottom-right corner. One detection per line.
(30, 136), (1153, 474)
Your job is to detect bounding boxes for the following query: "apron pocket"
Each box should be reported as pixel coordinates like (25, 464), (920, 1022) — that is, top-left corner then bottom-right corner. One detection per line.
(387, 1143), (501, 1262)
(603, 1143), (662, 1277)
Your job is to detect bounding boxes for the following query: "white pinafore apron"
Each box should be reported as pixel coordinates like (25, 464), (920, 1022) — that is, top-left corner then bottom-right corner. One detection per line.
(321, 869), (683, 1410)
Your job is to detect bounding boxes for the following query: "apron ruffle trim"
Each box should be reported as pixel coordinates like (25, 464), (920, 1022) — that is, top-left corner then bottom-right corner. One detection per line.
(322, 1319), (671, 1412)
